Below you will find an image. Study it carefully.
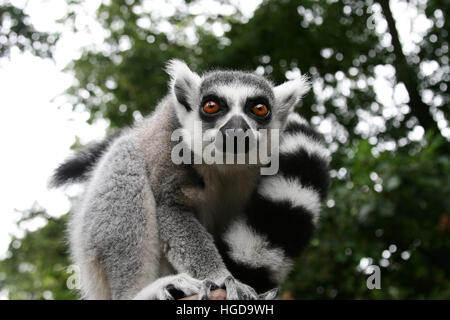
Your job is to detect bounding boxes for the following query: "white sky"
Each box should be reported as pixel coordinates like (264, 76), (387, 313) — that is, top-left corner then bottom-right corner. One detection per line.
(0, 0), (108, 258)
(0, 0), (446, 263)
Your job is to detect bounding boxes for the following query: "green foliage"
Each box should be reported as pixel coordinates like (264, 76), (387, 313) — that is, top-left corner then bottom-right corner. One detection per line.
(0, 2), (58, 58)
(0, 0), (448, 299)
(0, 208), (76, 299)
(286, 135), (450, 299)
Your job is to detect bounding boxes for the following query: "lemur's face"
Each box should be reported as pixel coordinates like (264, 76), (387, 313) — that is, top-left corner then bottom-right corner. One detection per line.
(198, 71), (275, 154)
(199, 71), (275, 130)
(167, 60), (310, 158)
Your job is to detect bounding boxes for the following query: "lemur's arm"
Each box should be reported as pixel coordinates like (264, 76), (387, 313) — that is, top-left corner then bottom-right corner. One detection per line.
(218, 113), (331, 292)
(157, 201), (229, 280)
(157, 202), (268, 299)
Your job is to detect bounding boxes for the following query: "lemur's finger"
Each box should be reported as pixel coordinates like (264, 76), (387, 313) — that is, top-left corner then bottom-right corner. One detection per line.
(159, 287), (175, 300)
(224, 276), (239, 300)
(198, 280), (218, 300)
(259, 288), (279, 300)
(238, 284), (258, 300)
(224, 276), (258, 300)
(165, 284), (186, 300)
(173, 274), (203, 297)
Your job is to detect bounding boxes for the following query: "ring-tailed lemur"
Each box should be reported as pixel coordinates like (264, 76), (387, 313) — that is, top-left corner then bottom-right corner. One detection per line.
(51, 60), (330, 300)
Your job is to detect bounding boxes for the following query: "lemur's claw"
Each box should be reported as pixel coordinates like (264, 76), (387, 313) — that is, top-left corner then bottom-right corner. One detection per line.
(258, 287), (279, 300)
(162, 285), (176, 300)
(224, 276), (258, 300)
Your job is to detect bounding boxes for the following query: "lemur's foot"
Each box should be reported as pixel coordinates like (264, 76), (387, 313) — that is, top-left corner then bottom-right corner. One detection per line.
(133, 273), (202, 300)
(223, 276), (258, 300)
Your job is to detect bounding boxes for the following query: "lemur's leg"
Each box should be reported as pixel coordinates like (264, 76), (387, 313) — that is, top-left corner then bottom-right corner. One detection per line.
(218, 113), (331, 294)
(71, 134), (160, 299)
(71, 134), (202, 300)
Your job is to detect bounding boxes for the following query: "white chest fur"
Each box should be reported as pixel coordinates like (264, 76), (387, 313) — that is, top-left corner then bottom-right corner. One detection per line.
(193, 164), (260, 233)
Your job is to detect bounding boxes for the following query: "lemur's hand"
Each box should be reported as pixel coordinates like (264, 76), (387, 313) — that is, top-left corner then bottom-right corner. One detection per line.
(222, 276), (258, 300)
(224, 277), (278, 300)
(199, 276), (280, 300)
(197, 275), (258, 300)
(133, 273), (202, 300)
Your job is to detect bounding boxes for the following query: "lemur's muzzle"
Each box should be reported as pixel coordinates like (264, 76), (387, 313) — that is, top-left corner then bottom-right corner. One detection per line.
(217, 116), (252, 154)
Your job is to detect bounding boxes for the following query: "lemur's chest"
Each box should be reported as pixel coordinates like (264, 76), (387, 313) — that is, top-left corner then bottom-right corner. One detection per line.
(191, 165), (260, 233)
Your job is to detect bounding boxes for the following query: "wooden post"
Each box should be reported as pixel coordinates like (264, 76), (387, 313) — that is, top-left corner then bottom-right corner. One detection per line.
(180, 289), (227, 300)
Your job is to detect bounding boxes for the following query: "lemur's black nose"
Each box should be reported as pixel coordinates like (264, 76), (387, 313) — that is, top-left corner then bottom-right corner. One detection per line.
(219, 116), (251, 154)
(220, 116), (250, 136)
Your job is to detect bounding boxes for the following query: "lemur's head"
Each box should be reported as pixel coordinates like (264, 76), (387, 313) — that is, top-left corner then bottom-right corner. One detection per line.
(167, 59), (310, 160)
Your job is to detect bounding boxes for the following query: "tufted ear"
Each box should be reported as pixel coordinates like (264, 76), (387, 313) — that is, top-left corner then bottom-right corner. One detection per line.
(166, 59), (201, 111)
(273, 75), (311, 118)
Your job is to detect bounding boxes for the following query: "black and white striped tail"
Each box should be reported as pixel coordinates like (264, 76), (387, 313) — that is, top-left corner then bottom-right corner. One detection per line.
(50, 133), (119, 188)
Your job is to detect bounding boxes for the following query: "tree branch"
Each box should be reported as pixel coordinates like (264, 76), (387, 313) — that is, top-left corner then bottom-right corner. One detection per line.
(376, 0), (439, 134)
(180, 289), (227, 300)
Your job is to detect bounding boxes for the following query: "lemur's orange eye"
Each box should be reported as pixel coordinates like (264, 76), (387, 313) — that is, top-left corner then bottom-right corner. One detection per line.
(203, 101), (219, 114)
(252, 104), (269, 117)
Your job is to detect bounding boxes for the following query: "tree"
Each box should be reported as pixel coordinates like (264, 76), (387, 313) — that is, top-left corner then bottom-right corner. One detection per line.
(0, 207), (76, 299)
(376, 0), (443, 135)
(1, 0), (448, 299)
(0, 2), (58, 58)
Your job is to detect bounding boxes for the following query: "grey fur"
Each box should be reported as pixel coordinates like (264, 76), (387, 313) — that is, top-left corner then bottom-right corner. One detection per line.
(201, 70), (274, 100)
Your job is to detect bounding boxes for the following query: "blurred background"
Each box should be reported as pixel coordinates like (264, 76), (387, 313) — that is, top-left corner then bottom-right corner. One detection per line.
(0, 0), (448, 299)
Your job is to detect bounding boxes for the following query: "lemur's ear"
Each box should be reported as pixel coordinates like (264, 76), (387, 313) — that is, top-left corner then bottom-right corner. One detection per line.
(273, 75), (310, 118)
(166, 59), (201, 111)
